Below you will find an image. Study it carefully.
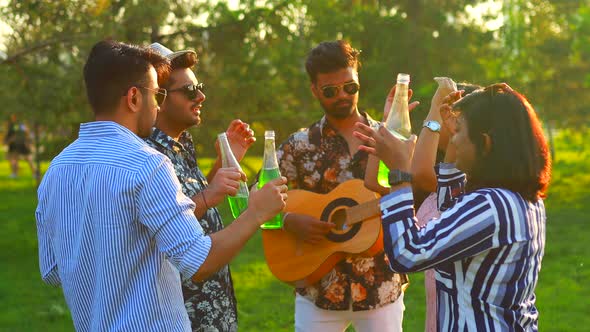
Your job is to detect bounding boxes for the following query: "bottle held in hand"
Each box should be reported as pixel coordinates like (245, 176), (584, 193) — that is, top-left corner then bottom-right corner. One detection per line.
(378, 73), (412, 187)
(258, 130), (283, 229)
(218, 132), (250, 218)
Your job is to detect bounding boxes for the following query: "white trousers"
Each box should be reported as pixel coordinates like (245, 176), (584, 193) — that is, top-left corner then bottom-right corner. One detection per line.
(294, 292), (405, 332)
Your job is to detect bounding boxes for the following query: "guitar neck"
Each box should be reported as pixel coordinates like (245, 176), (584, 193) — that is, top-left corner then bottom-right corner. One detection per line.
(345, 199), (381, 226)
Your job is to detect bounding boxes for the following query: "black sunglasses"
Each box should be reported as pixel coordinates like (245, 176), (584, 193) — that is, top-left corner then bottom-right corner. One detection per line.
(168, 83), (205, 100)
(320, 82), (360, 98)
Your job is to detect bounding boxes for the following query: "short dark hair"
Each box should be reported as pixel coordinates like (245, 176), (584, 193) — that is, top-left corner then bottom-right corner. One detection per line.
(305, 40), (361, 83)
(453, 84), (551, 201)
(83, 40), (170, 115)
(163, 52), (199, 88)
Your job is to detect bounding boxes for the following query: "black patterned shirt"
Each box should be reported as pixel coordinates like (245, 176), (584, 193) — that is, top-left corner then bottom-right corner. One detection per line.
(277, 113), (408, 311)
(146, 128), (237, 332)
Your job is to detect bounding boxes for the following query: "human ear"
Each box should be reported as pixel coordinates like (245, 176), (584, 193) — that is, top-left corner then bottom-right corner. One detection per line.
(310, 83), (319, 98)
(126, 87), (141, 113)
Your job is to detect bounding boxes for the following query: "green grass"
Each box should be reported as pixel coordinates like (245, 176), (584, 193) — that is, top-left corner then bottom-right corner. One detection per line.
(0, 129), (588, 331)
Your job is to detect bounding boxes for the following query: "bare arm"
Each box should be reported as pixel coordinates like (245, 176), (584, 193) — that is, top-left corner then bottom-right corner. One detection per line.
(192, 167), (246, 218)
(412, 82), (461, 192)
(192, 177), (287, 281)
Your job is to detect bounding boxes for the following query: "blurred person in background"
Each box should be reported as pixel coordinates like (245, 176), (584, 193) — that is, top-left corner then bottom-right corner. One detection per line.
(4, 114), (35, 178)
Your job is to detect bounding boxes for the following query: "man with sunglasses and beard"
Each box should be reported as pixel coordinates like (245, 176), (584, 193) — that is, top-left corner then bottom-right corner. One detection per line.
(145, 43), (256, 332)
(276, 40), (408, 331)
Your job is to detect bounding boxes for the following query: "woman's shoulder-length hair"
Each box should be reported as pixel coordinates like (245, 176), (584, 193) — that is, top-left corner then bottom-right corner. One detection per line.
(453, 84), (551, 202)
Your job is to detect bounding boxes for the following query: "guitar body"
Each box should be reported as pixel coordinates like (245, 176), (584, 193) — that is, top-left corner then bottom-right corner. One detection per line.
(262, 179), (383, 287)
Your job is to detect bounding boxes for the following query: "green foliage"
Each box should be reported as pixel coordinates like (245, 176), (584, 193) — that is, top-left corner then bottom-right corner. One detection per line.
(0, 0), (588, 158)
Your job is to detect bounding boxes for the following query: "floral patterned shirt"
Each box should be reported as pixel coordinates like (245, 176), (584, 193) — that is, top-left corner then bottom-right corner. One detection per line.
(146, 128), (237, 332)
(277, 113), (408, 311)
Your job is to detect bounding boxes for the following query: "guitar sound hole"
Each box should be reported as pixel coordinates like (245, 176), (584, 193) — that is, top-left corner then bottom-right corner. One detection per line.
(330, 208), (347, 231)
(322, 197), (362, 243)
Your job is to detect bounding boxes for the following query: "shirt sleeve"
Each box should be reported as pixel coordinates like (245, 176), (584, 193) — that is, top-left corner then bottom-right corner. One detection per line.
(138, 154), (212, 280)
(436, 163), (467, 211)
(277, 136), (299, 189)
(35, 180), (61, 286)
(379, 187), (499, 273)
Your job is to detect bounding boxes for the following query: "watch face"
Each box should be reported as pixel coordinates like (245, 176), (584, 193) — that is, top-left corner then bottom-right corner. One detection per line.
(425, 121), (441, 132)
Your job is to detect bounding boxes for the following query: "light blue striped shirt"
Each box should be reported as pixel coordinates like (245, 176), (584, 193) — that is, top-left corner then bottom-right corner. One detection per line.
(36, 121), (212, 332)
(380, 163), (545, 331)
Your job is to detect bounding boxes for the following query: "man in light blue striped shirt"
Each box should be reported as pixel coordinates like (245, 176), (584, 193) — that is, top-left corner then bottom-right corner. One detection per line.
(35, 40), (287, 332)
(354, 83), (551, 331)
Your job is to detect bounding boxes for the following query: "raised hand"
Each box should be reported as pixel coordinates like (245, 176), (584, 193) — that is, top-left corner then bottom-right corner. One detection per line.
(247, 177), (288, 226)
(382, 85), (420, 121)
(440, 90), (463, 136)
(219, 119), (256, 162)
(203, 167), (247, 207)
(354, 122), (417, 172)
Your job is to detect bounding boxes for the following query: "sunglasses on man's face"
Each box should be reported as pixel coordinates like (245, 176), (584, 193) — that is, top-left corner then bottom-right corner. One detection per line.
(168, 83), (205, 101)
(320, 82), (360, 98)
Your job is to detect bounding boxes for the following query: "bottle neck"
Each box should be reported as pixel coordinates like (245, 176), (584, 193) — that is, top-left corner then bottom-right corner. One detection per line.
(218, 135), (240, 169)
(262, 138), (279, 169)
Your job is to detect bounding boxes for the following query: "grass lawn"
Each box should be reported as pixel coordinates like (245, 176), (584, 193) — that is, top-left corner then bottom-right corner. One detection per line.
(0, 129), (588, 331)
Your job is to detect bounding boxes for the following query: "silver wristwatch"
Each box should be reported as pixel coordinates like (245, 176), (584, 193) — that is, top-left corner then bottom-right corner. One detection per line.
(423, 120), (441, 133)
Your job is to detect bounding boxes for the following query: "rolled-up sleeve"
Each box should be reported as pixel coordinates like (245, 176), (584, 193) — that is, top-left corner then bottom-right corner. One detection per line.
(138, 155), (212, 279)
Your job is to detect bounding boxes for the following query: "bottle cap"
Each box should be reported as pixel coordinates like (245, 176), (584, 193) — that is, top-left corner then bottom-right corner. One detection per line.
(264, 130), (275, 139)
(396, 73), (410, 84)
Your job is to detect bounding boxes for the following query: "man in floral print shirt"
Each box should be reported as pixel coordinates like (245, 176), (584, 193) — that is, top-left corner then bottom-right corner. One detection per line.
(146, 43), (255, 332)
(277, 40), (408, 331)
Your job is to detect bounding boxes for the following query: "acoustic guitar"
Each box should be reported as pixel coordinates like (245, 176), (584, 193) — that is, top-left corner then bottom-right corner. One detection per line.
(262, 179), (383, 287)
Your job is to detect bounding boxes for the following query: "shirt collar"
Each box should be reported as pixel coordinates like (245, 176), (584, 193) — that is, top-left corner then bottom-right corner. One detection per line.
(78, 121), (146, 145)
(149, 127), (195, 154)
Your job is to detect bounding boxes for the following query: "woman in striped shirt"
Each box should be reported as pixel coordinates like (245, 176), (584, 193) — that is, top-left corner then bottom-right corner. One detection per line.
(354, 83), (551, 331)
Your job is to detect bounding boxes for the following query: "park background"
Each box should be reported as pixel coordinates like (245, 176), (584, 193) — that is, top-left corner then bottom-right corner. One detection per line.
(0, 0), (588, 331)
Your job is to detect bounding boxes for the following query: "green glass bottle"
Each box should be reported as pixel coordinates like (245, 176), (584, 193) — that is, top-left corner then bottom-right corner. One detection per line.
(218, 132), (250, 219)
(258, 130), (283, 229)
(377, 73), (412, 187)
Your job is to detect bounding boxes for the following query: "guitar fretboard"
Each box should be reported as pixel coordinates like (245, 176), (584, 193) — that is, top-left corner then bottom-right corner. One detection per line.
(345, 199), (381, 226)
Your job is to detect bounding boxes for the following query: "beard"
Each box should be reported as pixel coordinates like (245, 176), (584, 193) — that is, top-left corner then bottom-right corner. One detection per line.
(321, 99), (355, 119)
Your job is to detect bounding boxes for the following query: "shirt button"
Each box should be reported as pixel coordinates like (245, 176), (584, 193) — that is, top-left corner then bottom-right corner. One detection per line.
(420, 248), (426, 254)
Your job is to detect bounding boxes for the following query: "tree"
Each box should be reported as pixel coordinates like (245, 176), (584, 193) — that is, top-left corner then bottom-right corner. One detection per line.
(1, 0), (587, 169)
